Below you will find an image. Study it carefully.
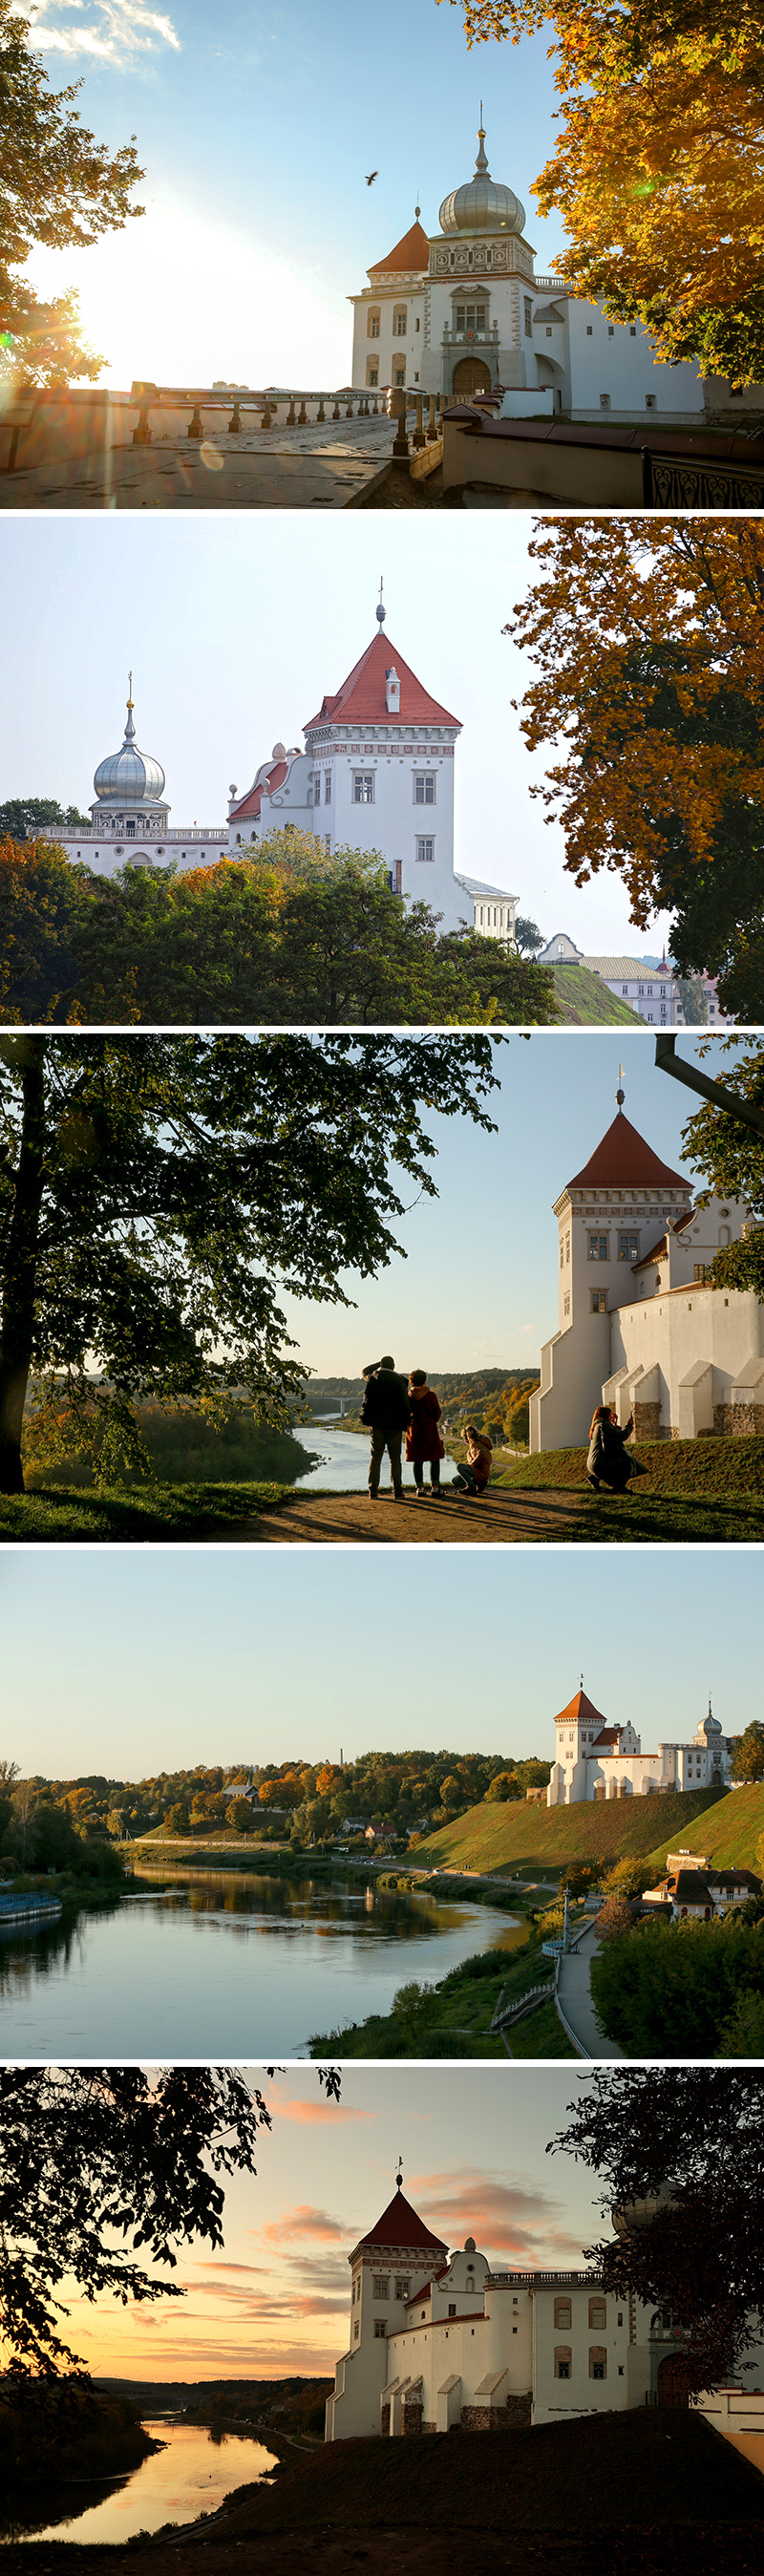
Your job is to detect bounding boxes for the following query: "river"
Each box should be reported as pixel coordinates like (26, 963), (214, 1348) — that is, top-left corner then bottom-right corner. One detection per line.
(0, 1866), (517, 2057)
(293, 1423), (371, 1490)
(0, 2418), (278, 2545)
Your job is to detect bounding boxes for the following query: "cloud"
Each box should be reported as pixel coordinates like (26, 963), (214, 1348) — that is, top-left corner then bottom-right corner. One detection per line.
(411, 2169), (584, 2262)
(260, 2204), (346, 2248)
(22, 0), (180, 62)
(273, 2097), (370, 2126)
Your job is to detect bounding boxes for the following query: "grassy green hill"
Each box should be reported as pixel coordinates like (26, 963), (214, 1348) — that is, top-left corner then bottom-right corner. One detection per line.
(552, 964), (643, 1026)
(414, 1786), (725, 1877)
(645, 1780), (764, 1874)
(499, 1439), (764, 1500)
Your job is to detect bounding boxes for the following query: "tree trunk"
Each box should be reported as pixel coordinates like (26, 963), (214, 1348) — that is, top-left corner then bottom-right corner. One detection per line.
(0, 1039), (47, 1494)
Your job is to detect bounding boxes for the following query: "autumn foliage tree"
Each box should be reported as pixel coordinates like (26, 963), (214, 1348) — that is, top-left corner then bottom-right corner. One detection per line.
(0, 0), (144, 386)
(506, 519), (764, 1017)
(438, 0), (764, 383)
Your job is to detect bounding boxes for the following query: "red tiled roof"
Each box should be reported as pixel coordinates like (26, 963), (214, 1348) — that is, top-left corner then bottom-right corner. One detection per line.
(566, 1113), (686, 1194)
(230, 758), (287, 822)
(591, 1727), (623, 1748)
(304, 631), (460, 734)
(356, 2187), (449, 2253)
(369, 221), (430, 275)
(632, 1234), (668, 1272)
(554, 1687), (608, 1733)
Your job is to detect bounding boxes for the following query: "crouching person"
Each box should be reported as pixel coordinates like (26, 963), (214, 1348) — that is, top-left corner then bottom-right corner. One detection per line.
(451, 1422), (493, 1500)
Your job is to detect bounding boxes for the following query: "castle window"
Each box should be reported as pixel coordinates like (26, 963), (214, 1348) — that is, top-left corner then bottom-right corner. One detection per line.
(588, 2300), (606, 2329)
(619, 1233), (639, 1261)
(324, 774), (331, 803)
(554, 2348), (572, 2379)
(393, 306), (408, 336)
(524, 297), (533, 337)
(588, 1234), (608, 1261)
(414, 774), (435, 804)
(546, 327), (552, 338)
(394, 2279), (410, 2300)
(630, 327), (637, 336)
(591, 1291), (606, 1313)
(373, 2320), (387, 2339)
(353, 2320), (359, 2341)
(416, 837), (435, 862)
(563, 1293), (570, 1316)
(589, 2348), (607, 2380)
(353, 773), (374, 804)
(372, 2276), (389, 2300)
(554, 2301), (571, 2330)
(449, 2304), (456, 2316)
(608, 326), (615, 337)
(368, 309), (380, 339)
(600, 394), (611, 409)
(586, 325), (593, 335)
(393, 361), (406, 387)
(367, 360), (379, 388)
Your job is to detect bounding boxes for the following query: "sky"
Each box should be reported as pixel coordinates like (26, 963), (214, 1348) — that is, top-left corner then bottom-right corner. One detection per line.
(5, 1546), (759, 1778)
(55, 2064), (617, 2381)
(22, 0), (564, 390)
(0, 515), (676, 957)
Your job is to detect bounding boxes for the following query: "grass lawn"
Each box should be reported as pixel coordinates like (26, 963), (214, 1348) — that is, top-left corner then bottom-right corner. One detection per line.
(506, 1997), (578, 2059)
(551, 962), (643, 1025)
(414, 1785), (725, 1877)
(0, 1480), (295, 1541)
(646, 1780), (764, 1875)
(497, 1437), (764, 1542)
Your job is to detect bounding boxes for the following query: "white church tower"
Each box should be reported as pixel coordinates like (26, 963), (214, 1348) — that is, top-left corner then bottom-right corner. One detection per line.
(529, 1078), (691, 1453)
(325, 2171), (449, 2442)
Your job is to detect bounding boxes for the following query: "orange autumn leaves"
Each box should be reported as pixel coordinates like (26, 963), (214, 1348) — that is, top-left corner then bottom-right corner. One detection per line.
(504, 518), (764, 926)
(437, 0), (764, 379)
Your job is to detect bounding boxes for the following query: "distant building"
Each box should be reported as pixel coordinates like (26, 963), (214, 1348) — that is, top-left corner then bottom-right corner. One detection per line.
(643, 1856), (761, 1918)
(536, 935), (730, 1030)
(545, 1686), (732, 1808)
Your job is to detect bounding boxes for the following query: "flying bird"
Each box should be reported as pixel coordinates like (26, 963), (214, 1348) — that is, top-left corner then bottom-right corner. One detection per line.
(365, 170), (379, 186)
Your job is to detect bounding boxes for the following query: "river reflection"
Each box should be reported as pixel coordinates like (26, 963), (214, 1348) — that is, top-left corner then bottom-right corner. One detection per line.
(0, 1866), (517, 2058)
(1, 2418), (278, 2544)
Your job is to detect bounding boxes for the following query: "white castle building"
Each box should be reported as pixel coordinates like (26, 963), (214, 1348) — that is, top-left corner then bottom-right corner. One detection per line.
(528, 1084), (761, 1451)
(350, 119), (707, 425)
(537, 933), (730, 1033)
(325, 2173), (694, 2441)
(545, 1684), (732, 1809)
(41, 607), (514, 939)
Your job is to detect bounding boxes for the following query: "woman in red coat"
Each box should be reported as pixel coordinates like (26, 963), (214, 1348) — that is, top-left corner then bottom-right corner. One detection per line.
(405, 1369), (445, 1500)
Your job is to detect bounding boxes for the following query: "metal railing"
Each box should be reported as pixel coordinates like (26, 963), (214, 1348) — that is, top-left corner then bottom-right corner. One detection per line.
(490, 1977), (555, 2032)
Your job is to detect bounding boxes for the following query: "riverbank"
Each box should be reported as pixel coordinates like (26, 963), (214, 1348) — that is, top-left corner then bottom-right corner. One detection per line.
(0, 2381), (158, 2488)
(305, 1916), (580, 2058)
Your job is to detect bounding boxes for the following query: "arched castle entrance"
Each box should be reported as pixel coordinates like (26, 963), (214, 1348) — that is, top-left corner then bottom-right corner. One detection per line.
(452, 355), (492, 399)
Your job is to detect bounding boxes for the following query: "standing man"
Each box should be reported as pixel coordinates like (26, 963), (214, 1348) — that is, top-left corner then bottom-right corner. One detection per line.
(361, 1357), (411, 1502)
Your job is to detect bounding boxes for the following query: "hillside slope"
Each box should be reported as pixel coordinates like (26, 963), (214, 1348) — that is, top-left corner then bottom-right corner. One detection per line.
(218, 2413), (764, 2538)
(500, 1440), (764, 1499)
(552, 964), (643, 1026)
(646, 1781), (764, 1873)
(414, 1786), (726, 1876)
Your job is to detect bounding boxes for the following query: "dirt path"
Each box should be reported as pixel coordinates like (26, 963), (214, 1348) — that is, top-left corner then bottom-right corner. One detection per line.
(217, 1489), (589, 1544)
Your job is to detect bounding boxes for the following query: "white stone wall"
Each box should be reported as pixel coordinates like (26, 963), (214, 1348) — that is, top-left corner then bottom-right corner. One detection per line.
(350, 284), (428, 394)
(533, 2285), (643, 2424)
(327, 2245), (443, 2441)
(605, 1283), (764, 1436)
(48, 826), (227, 880)
(301, 726), (465, 929)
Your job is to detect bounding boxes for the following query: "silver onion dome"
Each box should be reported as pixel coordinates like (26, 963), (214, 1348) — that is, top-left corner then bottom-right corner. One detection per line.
(700, 1700), (722, 1738)
(439, 115), (526, 237)
(93, 680), (166, 808)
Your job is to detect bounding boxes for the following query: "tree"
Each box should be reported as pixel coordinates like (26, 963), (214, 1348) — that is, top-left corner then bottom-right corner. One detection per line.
(437, 0), (764, 384)
(0, 841), (90, 1023)
(733, 1720), (764, 1781)
(549, 2065), (764, 2390)
(678, 1039), (764, 1294)
(41, 847), (559, 1030)
(1, 0), (143, 382)
(0, 1032), (499, 1492)
(225, 1798), (255, 1834)
(164, 1801), (190, 1835)
(514, 916), (544, 956)
(505, 522), (764, 978)
(559, 1863), (596, 1903)
(11, 1779), (37, 1863)
(485, 1768), (522, 1802)
(0, 285), (104, 390)
(0, 2066), (334, 2376)
(0, 804), (90, 842)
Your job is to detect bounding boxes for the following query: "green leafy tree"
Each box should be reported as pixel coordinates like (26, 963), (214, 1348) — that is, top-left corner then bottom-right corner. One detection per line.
(1, 0), (143, 380)
(0, 841), (91, 1024)
(0, 804), (90, 842)
(559, 1863), (597, 1903)
(393, 1980), (437, 2046)
(485, 1769), (522, 1802)
(0, 284), (104, 390)
(164, 1801), (190, 1835)
(59, 850), (560, 1030)
(549, 2065), (764, 2390)
(716, 1991), (764, 2056)
(678, 1040), (764, 1296)
(0, 1032), (499, 1493)
(733, 1720), (764, 1782)
(514, 916), (544, 956)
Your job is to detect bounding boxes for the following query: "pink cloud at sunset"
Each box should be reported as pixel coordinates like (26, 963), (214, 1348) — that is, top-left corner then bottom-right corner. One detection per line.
(411, 2171), (584, 2263)
(271, 2097), (370, 2127)
(259, 2204), (346, 2248)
